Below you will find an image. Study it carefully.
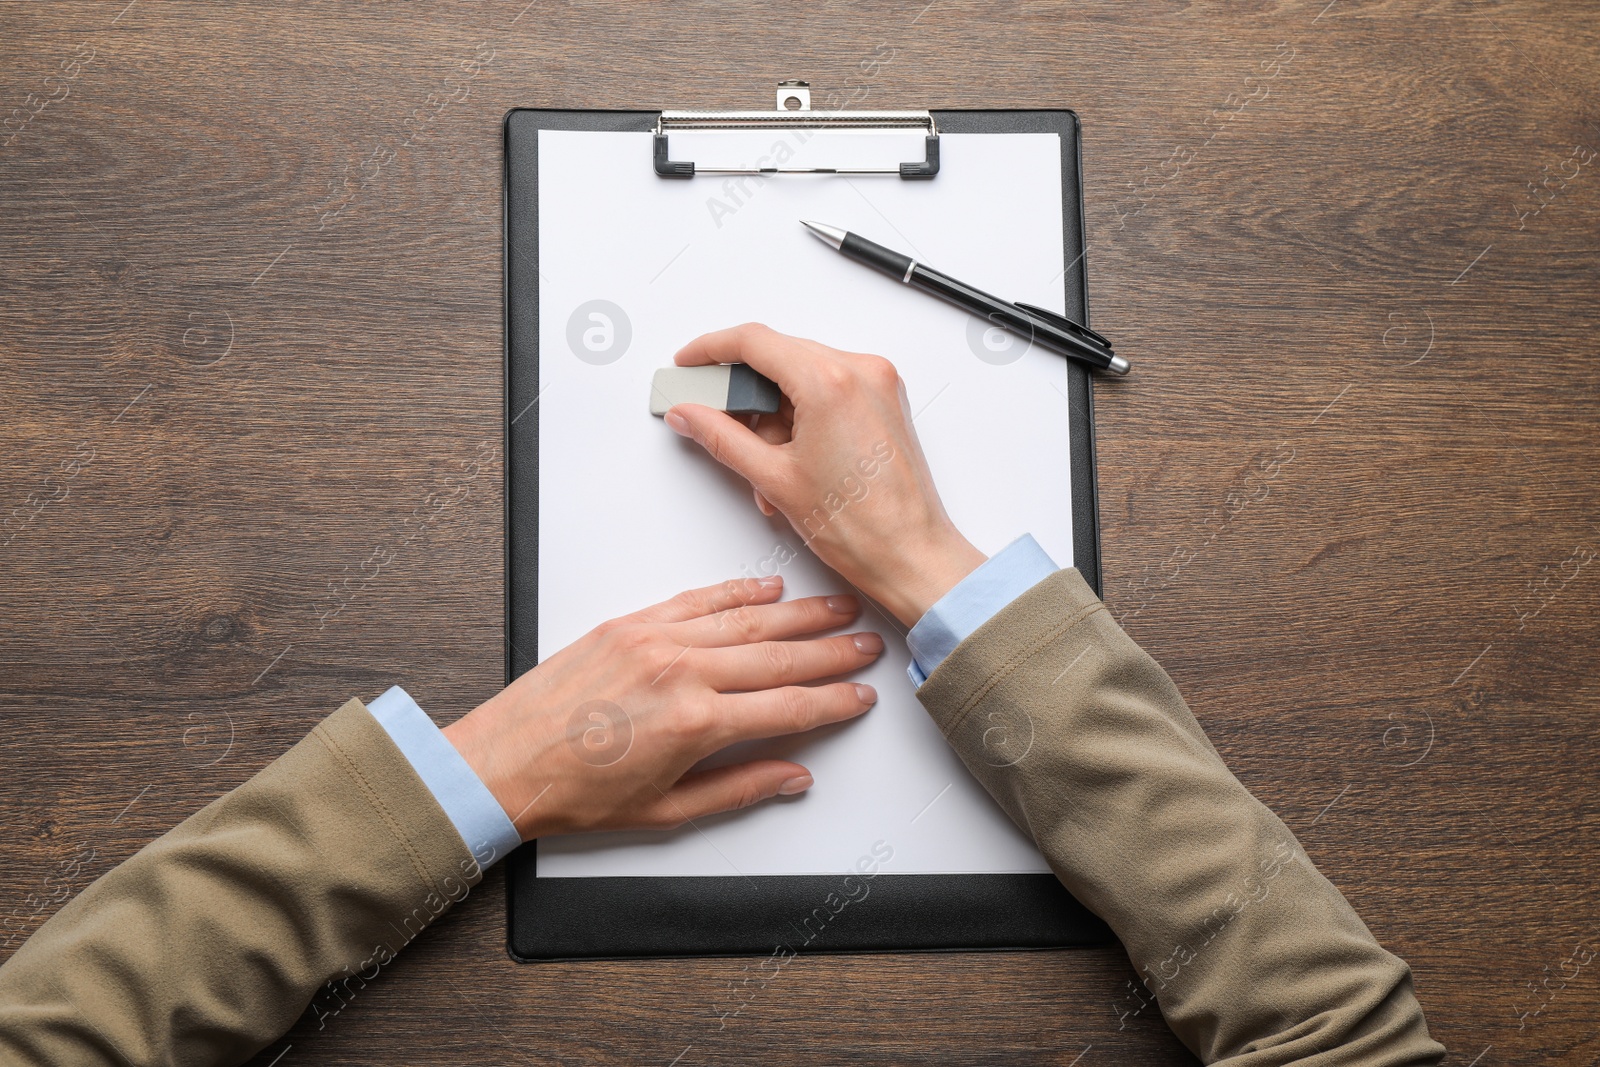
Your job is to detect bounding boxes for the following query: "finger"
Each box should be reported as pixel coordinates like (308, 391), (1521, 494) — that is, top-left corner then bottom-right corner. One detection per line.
(674, 323), (845, 407)
(674, 322), (791, 377)
(711, 682), (878, 747)
(618, 574), (783, 626)
(665, 402), (779, 488)
(670, 592), (861, 648)
(750, 409), (793, 448)
(749, 411), (791, 518)
(642, 759), (814, 827)
(695, 631), (885, 691)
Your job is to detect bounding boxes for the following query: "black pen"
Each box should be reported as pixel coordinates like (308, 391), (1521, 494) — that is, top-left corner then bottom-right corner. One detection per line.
(801, 220), (1129, 375)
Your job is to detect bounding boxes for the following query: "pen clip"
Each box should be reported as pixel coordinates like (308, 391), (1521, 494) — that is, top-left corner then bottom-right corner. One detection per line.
(1013, 302), (1114, 352)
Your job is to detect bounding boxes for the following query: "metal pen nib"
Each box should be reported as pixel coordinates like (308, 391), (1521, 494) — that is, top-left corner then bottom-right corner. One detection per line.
(801, 220), (847, 249)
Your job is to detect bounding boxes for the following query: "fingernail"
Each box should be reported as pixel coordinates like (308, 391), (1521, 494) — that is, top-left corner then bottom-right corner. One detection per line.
(853, 683), (878, 705)
(663, 410), (691, 437)
(851, 632), (885, 654)
(826, 594), (859, 614)
(778, 774), (813, 796)
(756, 575), (783, 589)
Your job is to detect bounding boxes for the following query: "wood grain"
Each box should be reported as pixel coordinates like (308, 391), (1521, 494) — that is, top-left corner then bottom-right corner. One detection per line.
(3, 0), (1597, 1063)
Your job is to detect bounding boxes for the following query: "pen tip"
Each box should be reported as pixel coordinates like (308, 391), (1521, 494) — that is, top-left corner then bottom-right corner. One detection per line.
(801, 220), (846, 249)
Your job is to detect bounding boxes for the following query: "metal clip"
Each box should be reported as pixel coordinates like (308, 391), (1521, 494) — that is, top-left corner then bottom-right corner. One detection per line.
(1014, 302), (1113, 352)
(653, 81), (939, 180)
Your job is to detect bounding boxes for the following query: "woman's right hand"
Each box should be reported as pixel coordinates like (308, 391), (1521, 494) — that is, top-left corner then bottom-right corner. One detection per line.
(662, 324), (986, 628)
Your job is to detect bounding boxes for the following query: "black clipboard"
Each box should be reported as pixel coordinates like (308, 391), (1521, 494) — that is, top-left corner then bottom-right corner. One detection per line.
(504, 98), (1113, 961)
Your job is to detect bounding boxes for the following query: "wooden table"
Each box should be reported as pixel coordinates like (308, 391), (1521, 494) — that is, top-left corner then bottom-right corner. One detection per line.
(4, 2), (1597, 1063)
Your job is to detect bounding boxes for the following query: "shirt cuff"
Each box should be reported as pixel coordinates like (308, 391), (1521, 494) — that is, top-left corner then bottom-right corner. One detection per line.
(905, 534), (1059, 686)
(367, 686), (523, 869)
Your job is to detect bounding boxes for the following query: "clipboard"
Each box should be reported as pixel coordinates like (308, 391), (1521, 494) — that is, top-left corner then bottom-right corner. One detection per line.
(503, 87), (1114, 961)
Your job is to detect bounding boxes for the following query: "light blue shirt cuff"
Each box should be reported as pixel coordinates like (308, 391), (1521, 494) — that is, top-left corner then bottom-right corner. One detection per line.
(367, 686), (522, 870)
(905, 534), (1059, 686)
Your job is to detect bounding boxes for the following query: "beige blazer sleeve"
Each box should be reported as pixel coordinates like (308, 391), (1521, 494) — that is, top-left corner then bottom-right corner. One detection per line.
(916, 568), (1444, 1065)
(0, 698), (482, 1067)
(1, 570), (1443, 1065)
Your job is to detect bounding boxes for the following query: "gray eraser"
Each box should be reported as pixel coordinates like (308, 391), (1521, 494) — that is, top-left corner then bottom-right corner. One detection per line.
(650, 364), (781, 416)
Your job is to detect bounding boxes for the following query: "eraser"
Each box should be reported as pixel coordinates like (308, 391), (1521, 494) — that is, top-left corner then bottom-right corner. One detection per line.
(650, 364), (782, 416)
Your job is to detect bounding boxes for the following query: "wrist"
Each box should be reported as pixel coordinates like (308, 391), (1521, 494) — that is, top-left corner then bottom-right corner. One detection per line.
(858, 530), (986, 629)
(442, 701), (537, 841)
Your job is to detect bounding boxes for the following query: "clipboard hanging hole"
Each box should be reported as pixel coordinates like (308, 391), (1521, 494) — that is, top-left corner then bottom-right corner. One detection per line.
(776, 80), (811, 111)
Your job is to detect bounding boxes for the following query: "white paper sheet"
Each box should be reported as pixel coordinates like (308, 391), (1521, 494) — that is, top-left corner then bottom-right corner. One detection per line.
(536, 128), (1073, 877)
